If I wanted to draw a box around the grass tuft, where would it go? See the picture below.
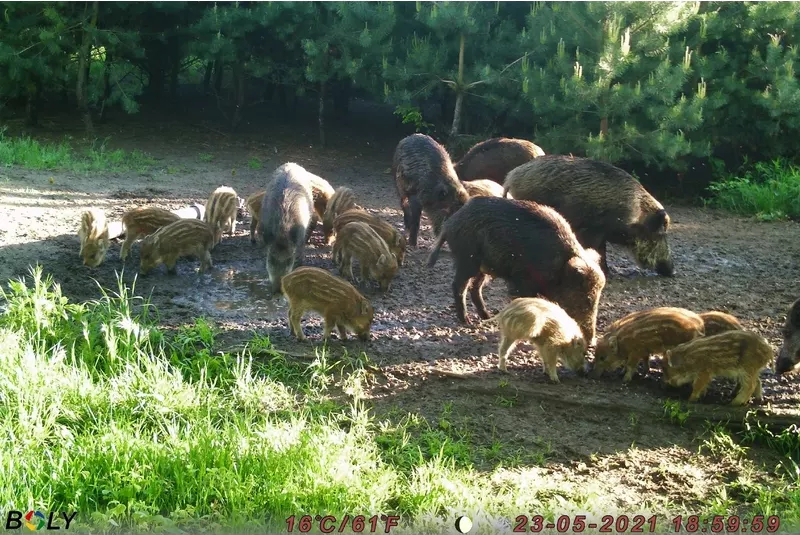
[0,130,155,173]
[707,158,800,220]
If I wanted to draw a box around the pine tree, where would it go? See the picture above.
[302,2,395,147]
[383,1,520,145]
[520,2,707,169]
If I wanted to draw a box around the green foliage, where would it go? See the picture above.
[707,158,800,220]
[662,399,690,426]
[393,104,433,134]
[0,130,155,172]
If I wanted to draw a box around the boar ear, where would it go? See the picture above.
[608,335,618,352]
[360,300,370,315]
[377,253,387,267]
[664,350,673,366]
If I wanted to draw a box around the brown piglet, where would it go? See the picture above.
[139,219,215,275]
[593,307,705,382]
[204,185,239,245]
[484,297,587,383]
[332,221,399,292]
[120,207,181,262]
[281,266,374,342]
[663,330,773,406]
[333,209,407,266]
[78,209,110,267]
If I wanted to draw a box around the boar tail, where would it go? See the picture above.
[502,184,511,198]
[426,231,447,268]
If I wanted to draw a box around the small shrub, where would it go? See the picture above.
[707,158,800,220]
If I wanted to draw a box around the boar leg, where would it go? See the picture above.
[120,233,136,262]
[497,336,517,372]
[731,374,758,406]
[250,218,258,243]
[452,266,477,324]
[229,218,236,236]
[539,346,560,383]
[322,315,337,341]
[623,354,645,382]
[402,195,422,248]
[337,324,348,341]
[288,306,306,341]
[753,377,764,401]
[165,255,178,275]
[468,273,491,320]
[688,371,712,402]
[199,249,213,273]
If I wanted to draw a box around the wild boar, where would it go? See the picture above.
[504,155,674,276]
[139,219,215,275]
[332,221,399,292]
[454,137,545,183]
[392,134,469,247]
[204,185,239,245]
[593,307,705,382]
[120,206,181,262]
[333,209,407,266]
[663,330,773,406]
[258,163,315,293]
[484,297,587,383]
[322,187,359,244]
[777,298,800,375]
[246,190,266,243]
[427,196,606,345]
[77,208,110,267]
[281,266,374,342]
[699,311,744,336]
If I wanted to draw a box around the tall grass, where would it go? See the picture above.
[707,158,800,220]
[0,129,155,173]
[1,266,798,533]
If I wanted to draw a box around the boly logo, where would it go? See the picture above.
[4,510,77,531]
[24,511,46,531]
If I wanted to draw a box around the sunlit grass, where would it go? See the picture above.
[0,266,797,533]
[0,130,155,173]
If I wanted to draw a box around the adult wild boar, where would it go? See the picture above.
[392,134,469,247]
[427,196,606,345]
[454,137,545,184]
[504,155,675,276]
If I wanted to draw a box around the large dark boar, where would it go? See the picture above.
[454,137,545,184]
[427,196,606,344]
[503,155,674,277]
[777,298,800,375]
[259,163,315,294]
[392,134,469,247]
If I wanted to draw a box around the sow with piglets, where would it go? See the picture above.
[427,196,606,345]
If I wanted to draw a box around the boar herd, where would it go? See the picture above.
[75,134,799,406]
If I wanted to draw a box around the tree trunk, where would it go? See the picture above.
[169,48,180,102]
[600,116,609,137]
[449,33,466,139]
[213,56,224,95]
[203,61,213,96]
[231,60,245,130]
[76,0,98,136]
[25,80,40,127]
[318,80,326,148]
[99,50,113,122]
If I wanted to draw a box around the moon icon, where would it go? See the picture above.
[455,516,473,534]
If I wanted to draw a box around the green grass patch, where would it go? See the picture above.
[1,266,798,533]
[0,130,155,173]
[248,157,263,170]
[707,158,800,220]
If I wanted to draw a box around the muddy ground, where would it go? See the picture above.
[0,113,798,515]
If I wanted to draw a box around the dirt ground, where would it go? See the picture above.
[1,114,798,515]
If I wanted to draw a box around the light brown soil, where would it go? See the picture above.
[0,114,798,515]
